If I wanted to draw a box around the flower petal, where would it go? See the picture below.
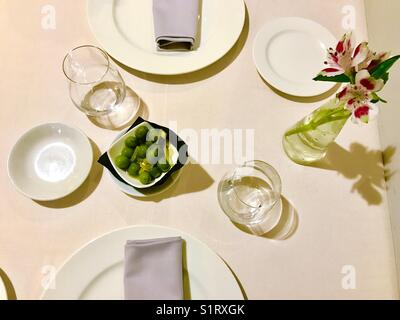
[352,103,379,124]
[352,42,371,68]
[319,68,344,77]
[355,69,371,85]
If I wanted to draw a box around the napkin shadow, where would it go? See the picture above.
[88,86,146,131]
[0,268,17,300]
[260,74,341,104]
[182,240,191,300]
[308,143,396,206]
[112,5,250,84]
[192,0,203,50]
[129,162,214,202]
[35,139,103,209]
[232,196,299,240]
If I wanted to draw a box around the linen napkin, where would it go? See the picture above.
[124,237,184,300]
[153,0,200,51]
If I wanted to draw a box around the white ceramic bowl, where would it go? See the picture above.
[8,123,93,201]
[107,122,178,189]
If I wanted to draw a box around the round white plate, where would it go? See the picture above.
[253,17,337,97]
[8,123,93,201]
[41,225,244,300]
[87,0,246,75]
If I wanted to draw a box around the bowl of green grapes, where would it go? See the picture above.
[107,122,178,188]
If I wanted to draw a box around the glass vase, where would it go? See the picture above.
[282,98,351,165]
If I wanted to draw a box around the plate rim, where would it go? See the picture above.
[7,122,93,201]
[252,16,337,97]
[40,224,244,300]
[87,0,246,75]
[0,277,7,300]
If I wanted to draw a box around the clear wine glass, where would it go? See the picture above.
[218,160,282,225]
[62,45,126,117]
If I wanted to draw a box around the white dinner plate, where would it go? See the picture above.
[7,123,93,201]
[253,17,337,97]
[87,0,246,75]
[41,225,244,300]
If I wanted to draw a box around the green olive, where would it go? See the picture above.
[138,171,152,185]
[125,136,138,148]
[157,161,171,172]
[127,163,140,176]
[136,145,148,158]
[121,146,134,158]
[115,155,130,170]
[135,125,149,140]
[150,167,162,179]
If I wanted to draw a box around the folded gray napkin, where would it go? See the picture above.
[153,0,200,51]
[124,237,183,300]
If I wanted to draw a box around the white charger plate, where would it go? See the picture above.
[87,0,246,75]
[41,225,244,300]
[253,17,337,97]
[7,123,93,201]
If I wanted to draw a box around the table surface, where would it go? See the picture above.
[0,0,398,299]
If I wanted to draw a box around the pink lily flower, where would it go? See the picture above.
[337,70,384,109]
[352,42,390,71]
[320,32,353,77]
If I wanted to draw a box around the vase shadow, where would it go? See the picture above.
[310,143,396,206]
[232,196,299,240]
[112,6,249,84]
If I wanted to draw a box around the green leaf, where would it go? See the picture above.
[371,92,387,104]
[371,55,400,80]
[313,74,351,83]
[381,72,390,84]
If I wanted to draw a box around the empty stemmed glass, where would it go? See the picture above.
[62,45,126,117]
[218,160,282,226]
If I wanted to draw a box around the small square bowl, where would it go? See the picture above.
[107,122,179,189]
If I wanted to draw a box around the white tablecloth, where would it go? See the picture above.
[0,0,397,299]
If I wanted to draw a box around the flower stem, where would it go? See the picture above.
[285,107,351,137]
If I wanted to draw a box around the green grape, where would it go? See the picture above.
[125,136,138,148]
[127,163,140,176]
[121,146,134,158]
[135,125,149,140]
[130,147,139,162]
[136,145,148,158]
[115,155,130,170]
[157,161,171,172]
[150,167,162,179]
[138,171,152,185]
